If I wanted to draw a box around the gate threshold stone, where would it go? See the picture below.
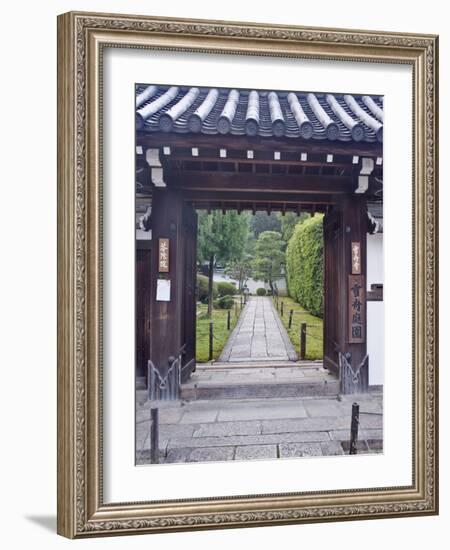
[180,368,339,400]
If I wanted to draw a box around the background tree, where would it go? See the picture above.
[250,211,281,237]
[251,230,285,294]
[279,212,308,243]
[225,253,253,292]
[197,211,249,315]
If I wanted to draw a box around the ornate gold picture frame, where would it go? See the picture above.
[57,11,438,538]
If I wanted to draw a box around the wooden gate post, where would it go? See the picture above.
[149,189,192,381]
[323,196,369,393]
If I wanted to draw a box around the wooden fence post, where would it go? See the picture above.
[209,321,214,361]
[227,310,231,330]
[281,301,284,317]
[288,309,293,329]
[300,322,307,360]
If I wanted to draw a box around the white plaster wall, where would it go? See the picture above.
[367,233,384,386]
[367,232,384,287]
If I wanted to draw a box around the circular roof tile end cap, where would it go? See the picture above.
[159,113,174,133]
[299,121,314,140]
[245,118,259,137]
[272,120,286,138]
[326,122,339,141]
[136,113,145,131]
[351,123,365,142]
[376,127,383,143]
[217,116,231,135]
[188,114,203,133]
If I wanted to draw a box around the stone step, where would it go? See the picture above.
[180,378,340,400]
[199,361,322,370]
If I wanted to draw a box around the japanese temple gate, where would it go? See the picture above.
[135,85,383,394]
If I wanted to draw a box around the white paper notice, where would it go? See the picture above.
[156,279,171,301]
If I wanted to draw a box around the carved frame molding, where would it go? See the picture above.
[57,11,438,538]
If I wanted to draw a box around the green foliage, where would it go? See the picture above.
[279,212,308,243]
[197,274,217,302]
[286,215,324,318]
[197,210,249,315]
[197,210,249,266]
[276,296,323,360]
[251,231,285,291]
[256,287,267,296]
[250,212,281,237]
[224,254,252,292]
[217,281,236,297]
[196,304,238,362]
[215,295,235,309]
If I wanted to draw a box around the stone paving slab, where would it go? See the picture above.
[304,401,343,417]
[193,420,262,437]
[166,446,235,463]
[234,445,278,460]
[166,431,331,450]
[329,429,383,441]
[320,441,345,456]
[261,416,350,434]
[279,443,323,458]
[218,402,307,421]
[179,409,219,424]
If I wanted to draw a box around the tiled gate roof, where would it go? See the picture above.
[136,85,383,143]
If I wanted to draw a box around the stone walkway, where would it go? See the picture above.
[136,391,383,465]
[219,296,297,362]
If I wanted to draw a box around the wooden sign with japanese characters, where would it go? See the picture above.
[348,274,365,343]
[158,238,170,273]
[351,241,361,274]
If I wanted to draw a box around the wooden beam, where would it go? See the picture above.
[193,202,328,213]
[165,154,357,169]
[184,190,337,205]
[137,131,383,157]
[167,171,354,194]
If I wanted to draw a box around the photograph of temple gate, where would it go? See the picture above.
[135,84,384,465]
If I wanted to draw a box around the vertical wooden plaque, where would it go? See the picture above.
[158,238,169,273]
[348,274,365,343]
[351,241,361,274]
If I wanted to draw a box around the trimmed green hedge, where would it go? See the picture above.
[256,288,267,296]
[286,215,324,318]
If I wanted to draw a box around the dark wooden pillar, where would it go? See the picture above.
[135,244,151,385]
[149,188,185,377]
[181,203,197,382]
[323,195,369,393]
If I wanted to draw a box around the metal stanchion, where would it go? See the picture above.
[349,402,360,455]
[150,408,159,464]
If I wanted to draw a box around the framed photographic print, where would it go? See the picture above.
[57,11,439,538]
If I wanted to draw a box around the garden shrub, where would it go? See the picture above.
[217,281,236,297]
[215,295,235,309]
[196,274,218,302]
[256,287,267,296]
[286,215,324,318]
